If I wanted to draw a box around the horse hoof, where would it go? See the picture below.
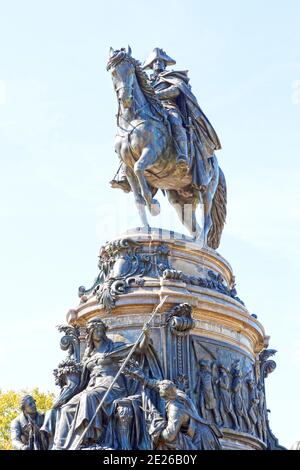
[149,199,160,216]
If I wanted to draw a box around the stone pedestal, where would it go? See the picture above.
[64,227,283,450]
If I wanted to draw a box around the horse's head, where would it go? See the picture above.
[107,46,135,109]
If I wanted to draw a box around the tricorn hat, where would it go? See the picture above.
[142,48,176,70]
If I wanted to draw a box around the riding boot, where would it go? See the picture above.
[173,125,189,173]
[110,164,131,193]
[110,177,131,193]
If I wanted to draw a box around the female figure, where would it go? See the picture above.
[53,317,159,449]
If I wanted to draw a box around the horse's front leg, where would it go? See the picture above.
[134,147,160,216]
[123,164,149,227]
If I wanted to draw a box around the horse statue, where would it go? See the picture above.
[107,47,227,249]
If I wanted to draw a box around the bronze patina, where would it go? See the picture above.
[108,47,226,248]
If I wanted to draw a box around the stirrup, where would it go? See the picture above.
[109,179,131,193]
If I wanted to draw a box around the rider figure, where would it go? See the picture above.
[143,48,189,172]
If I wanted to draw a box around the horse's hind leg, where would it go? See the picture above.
[167,190,201,240]
[123,164,149,227]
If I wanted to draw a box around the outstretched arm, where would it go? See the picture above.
[155,85,180,100]
[122,364,159,390]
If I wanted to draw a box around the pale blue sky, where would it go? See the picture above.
[0,0,299,448]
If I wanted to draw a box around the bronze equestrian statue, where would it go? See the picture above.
[107,47,227,249]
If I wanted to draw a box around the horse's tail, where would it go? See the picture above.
[207,167,227,250]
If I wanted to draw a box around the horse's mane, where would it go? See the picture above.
[107,49,165,116]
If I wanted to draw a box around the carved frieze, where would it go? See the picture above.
[191,337,274,445]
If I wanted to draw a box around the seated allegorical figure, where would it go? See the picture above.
[51,317,162,450]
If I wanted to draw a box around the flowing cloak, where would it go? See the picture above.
[153,70,221,189]
[52,338,162,449]
[148,389,222,450]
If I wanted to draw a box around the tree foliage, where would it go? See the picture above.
[0,388,55,450]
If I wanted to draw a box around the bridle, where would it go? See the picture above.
[108,51,164,132]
